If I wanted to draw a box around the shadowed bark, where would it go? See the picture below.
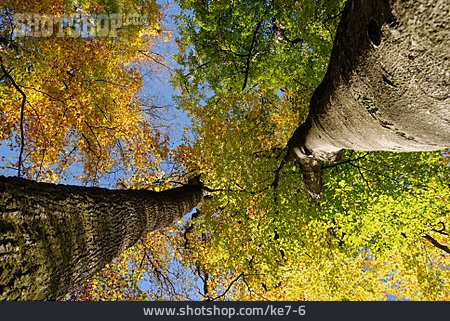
[0,176,203,300]
[288,0,450,196]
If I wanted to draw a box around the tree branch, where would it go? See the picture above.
[322,152,369,170]
[138,50,173,72]
[242,21,262,91]
[431,222,448,236]
[210,272,244,301]
[1,63,26,177]
[422,234,450,254]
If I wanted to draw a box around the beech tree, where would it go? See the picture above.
[0,176,202,300]
[166,0,449,300]
[1,0,449,300]
[0,0,203,300]
[69,0,449,301]
[175,0,449,196]
[287,0,450,196]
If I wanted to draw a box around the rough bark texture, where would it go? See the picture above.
[288,0,449,196]
[0,176,203,300]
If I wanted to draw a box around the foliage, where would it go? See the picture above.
[174,0,344,95]
[0,0,167,185]
[0,0,185,299]
[167,0,450,300]
[178,149,449,300]
[1,0,448,301]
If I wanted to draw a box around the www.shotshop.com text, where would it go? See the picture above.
[143,304,306,318]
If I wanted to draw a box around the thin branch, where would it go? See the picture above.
[422,234,450,254]
[0,66,14,81]
[141,243,182,299]
[147,254,180,298]
[84,120,103,153]
[1,63,26,177]
[19,84,66,102]
[349,162,401,184]
[271,156,286,190]
[195,264,210,299]
[35,148,46,181]
[355,163,369,188]
[241,276,254,300]
[184,61,210,77]
[322,152,370,170]
[138,50,174,73]
[210,272,244,301]
[80,132,100,158]
[242,21,262,91]
[272,17,303,46]
[431,222,449,236]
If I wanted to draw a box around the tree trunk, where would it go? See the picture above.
[288,0,449,196]
[0,176,203,300]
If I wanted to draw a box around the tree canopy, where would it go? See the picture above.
[161,0,450,300]
[0,0,167,185]
[0,0,449,300]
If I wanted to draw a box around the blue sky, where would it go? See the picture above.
[141,0,193,147]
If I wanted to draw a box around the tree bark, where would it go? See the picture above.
[288,0,449,196]
[0,176,203,300]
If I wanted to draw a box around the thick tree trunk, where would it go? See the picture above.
[288,0,449,196]
[0,176,202,300]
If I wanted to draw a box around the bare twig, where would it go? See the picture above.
[138,50,174,73]
[184,61,210,77]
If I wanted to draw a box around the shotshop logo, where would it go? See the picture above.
[12,13,149,38]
